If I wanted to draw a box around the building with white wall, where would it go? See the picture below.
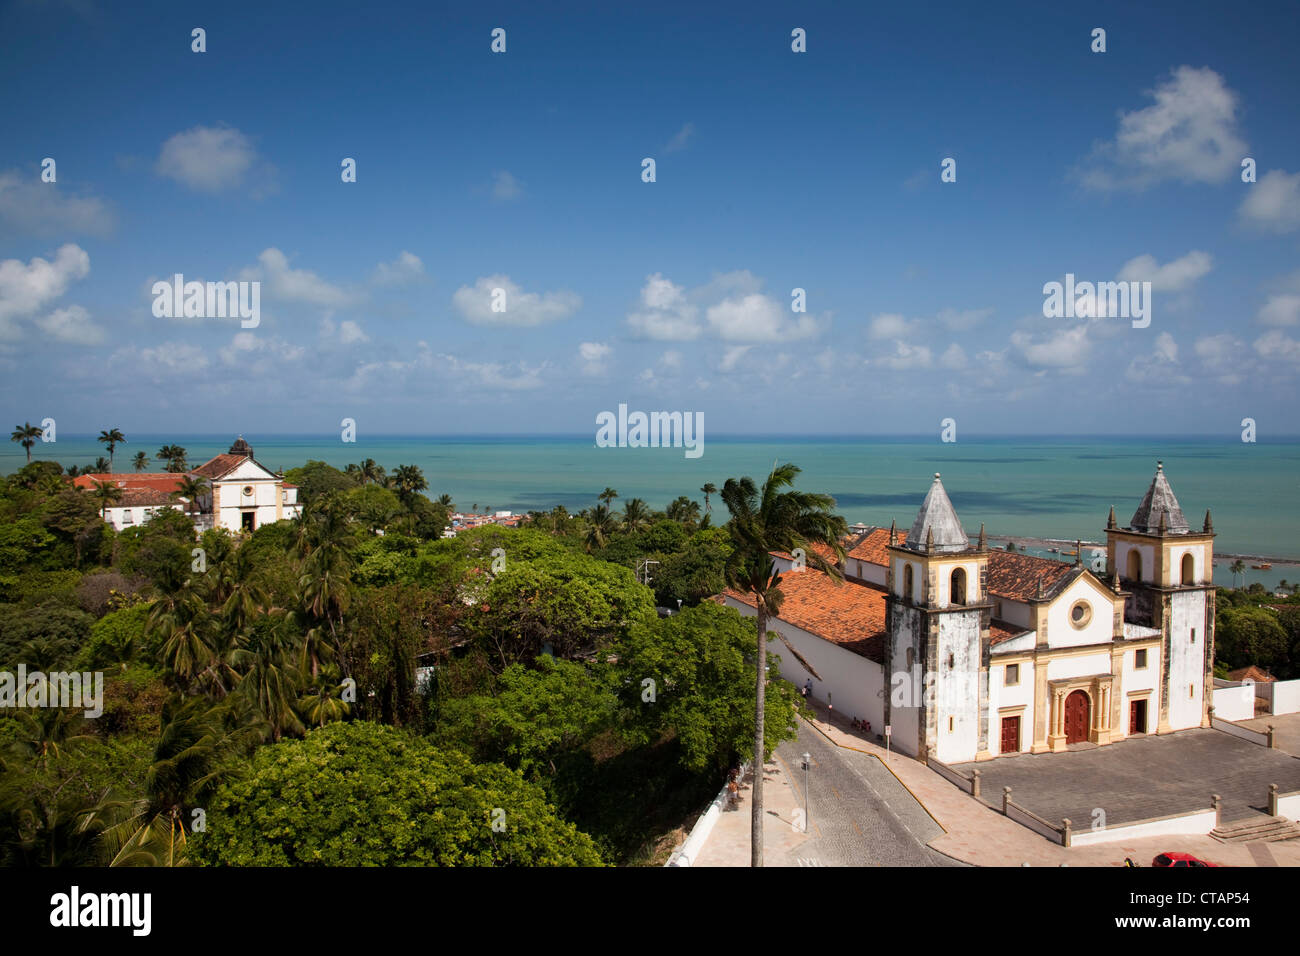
[723,463,1216,765]
[74,436,301,534]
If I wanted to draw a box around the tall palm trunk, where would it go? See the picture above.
[752,603,766,867]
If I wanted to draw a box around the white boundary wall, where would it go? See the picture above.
[1069,809,1218,846]
[1212,681,1256,721]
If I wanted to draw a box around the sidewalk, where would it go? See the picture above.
[797,697,1300,867]
[691,751,818,866]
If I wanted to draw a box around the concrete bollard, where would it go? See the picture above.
[1211,793,1222,828]
[1268,725,1276,749]
[971,769,981,799]
[1003,786,1012,814]
[1062,818,1072,848]
[1269,783,1279,817]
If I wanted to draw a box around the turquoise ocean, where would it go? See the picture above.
[7,434,1299,586]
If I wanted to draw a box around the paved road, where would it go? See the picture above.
[774,720,965,867]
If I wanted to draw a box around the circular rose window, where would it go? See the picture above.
[1070,600,1092,629]
[242,485,254,496]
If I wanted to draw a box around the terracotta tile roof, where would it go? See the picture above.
[771,541,839,565]
[724,571,888,663]
[990,620,1032,646]
[986,550,1076,601]
[191,453,247,479]
[846,527,891,566]
[72,473,186,493]
[1226,665,1276,683]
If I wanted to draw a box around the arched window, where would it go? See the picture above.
[951,567,967,606]
[1180,553,1195,586]
[1126,549,1141,582]
[903,563,914,601]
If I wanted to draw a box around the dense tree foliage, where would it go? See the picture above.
[190,722,603,866]
[0,453,804,866]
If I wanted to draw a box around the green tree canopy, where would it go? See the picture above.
[189,721,604,866]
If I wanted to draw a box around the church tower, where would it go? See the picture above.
[1105,462,1215,733]
[884,474,992,763]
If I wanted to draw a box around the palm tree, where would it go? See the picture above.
[100,696,263,865]
[622,497,651,533]
[599,487,619,508]
[90,479,123,519]
[10,422,41,463]
[666,495,701,526]
[721,463,846,868]
[1229,559,1246,588]
[701,482,718,515]
[436,493,454,510]
[97,428,126,471]
[131,451,150,471]
[92,456,111,473]
[360,458,386,487]
[157,445,189,473]
[172,476,210,516]
[584,504,618,552]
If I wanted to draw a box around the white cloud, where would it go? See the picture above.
[628,272,820,343]
[0,170,113,237]
[1117,250,1212,292]
[1259,293,1300,327]
[578,341,611,376]
[1011,325,1091,372]
[319,317,370,344]
[1253,329,1300,363]
[660,350,683,370]
[1239,169,1300,233]
[627,273,702,340]
[665,122,695,153]
[437,352,546,389]
[373,251,425,285]
[220,331,306,366]
[241,248,353,307]
[1076,67,1246,190]
[155,126,259,192]
[939,343,968,369]
[719,345,751,371]
[491,171,523,201]
[874,340,933,370]
[0,243,90,325]
[37,304,104,345]
[706,293,819,342]
[1126,332,1189,384]
[110,341,210,378]
[1194,334,1246,384]
[452,274,581,327]
[867,313,916,340]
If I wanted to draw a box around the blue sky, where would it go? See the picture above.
[2,0,1299,438]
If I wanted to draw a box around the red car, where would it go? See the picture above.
[1151,852,1218,867]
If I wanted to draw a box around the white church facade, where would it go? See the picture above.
[74,437,301,534]
[722,463,1216,765]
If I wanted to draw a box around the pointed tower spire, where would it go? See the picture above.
[1036,574,1045,599]
[1107,505,1116,530]
[906,473,968,552]
[1203,509,1213,533]
[977,523,987,551]
[1130,460,1188,534]
[1075,539,1082,566]
[889,518,897,546]
[1111,567,1120,591]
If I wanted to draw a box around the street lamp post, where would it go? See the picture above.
[801,751,811,833]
